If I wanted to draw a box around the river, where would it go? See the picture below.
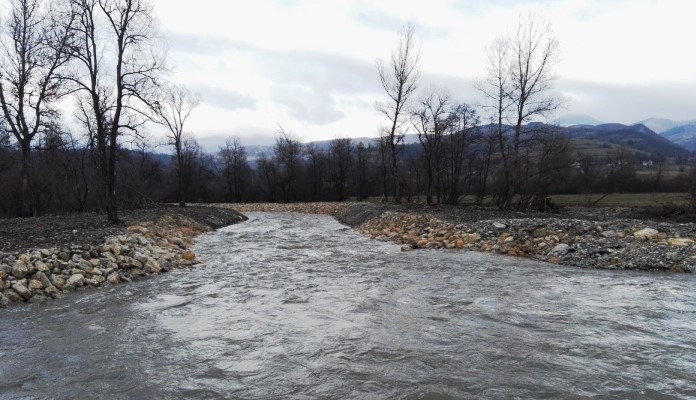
[1,212,695,399]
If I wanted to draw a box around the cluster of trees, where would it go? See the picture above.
[0,0,201,222]
[1,4,694,221]
[373,14,570,209]
[0,110,694,218]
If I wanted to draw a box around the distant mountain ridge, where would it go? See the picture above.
[638,118,696,134]
[565,123,690,158]
[660,123,696,151]
[555,114,604,127]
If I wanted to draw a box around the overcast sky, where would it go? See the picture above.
[150,0,696,146]
[47,0,696,146]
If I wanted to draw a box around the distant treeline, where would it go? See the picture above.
[0,124,694,218]
[1,1,694,220]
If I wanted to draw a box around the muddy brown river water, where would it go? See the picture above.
[1,212,695,399]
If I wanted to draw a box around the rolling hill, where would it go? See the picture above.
[638,118,696,134]
[565,123,690,158]
[555,114,604,127]
[660,123,696,151]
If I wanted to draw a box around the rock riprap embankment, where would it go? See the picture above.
[0,213,242,308]
[221,203,696,273]
[360,211,696,272]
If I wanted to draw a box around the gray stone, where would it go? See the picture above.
[601,230,616,238]
[0,264,12,274]
[11,262,28,279]
[40,249,52,257]
[36,272,52,288]
[107,273,121,285]
[44,285,61,299]
[35,261,50,273]
[50,275,65,289]
[85,278,100,287]
[28,279,44,290]
[0,292,9,307]
[145,258,161,274]
[3,289,21,302]
[634,228,659,241]
[66,274,85,288]
[493,222,507,230]
[549,244,571,257]
[12,282,32,300]
[77,259,93,273]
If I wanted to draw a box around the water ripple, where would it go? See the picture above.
[1,212,695,399]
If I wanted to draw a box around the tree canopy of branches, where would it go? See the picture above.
[69,0,166,223]
[0,0,75,216]
[376,22,419,204]
[151,83,200,205]
[273,126,302,203]
[477,12,562,209]
[411,88,451,205]
[219,137,248,203]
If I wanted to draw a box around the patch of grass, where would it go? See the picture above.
[551,193,689,207]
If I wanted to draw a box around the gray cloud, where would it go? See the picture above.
[350,4,452,38]
[557,80,696,124]
[166,32,237,56]
[195,127,277,152]
[169,33,383,125]
[272,83,345,125]
[193,84,257,111]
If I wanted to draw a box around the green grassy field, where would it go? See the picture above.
[366,193,691,208]
[551,193,689,207]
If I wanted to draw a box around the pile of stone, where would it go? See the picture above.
[0,214,213,308]
[223,202,353,216]
[359,211,696,272]
[215,202,696,272]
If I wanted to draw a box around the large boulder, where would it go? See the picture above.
[50,275,65,290]
[11,262,28,279]
[0,292,9,307]
[66,274,85,288]
[549,244,571,257]
[12,282,32,301]
[634,228,659,241]
[667,238,694,247]
[77,259,94,273]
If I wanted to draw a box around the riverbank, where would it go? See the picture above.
[0,207,247,307]
[223,202,696,273]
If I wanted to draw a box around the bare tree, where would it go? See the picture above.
[273,125,302,203]
[256,151,277,202]
[151,83,200,205]
[445,103,479,204]
[0,0,75,216]
[304,141,325,201]
[328,137,353,201]
[506,11,562,208]
[475,37,513,207]
[354,141,370,200]
[376,22,419,204]
[69,0,166,223]
[218,137,248,203]
[411,89,451,205]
